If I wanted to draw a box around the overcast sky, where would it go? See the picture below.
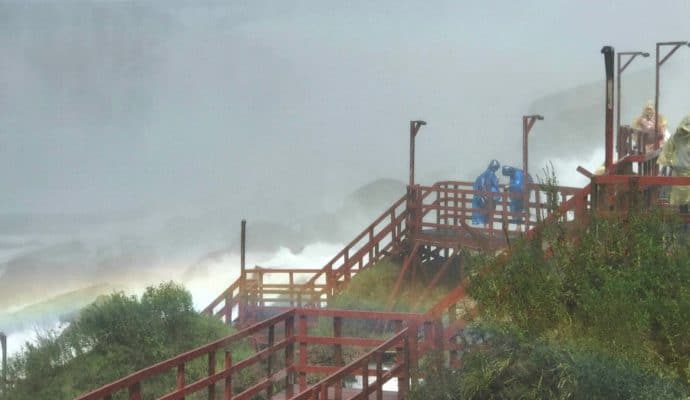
[2,0,689,220]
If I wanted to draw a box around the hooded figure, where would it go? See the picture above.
[472,160,501,226]
[658,115,690,207]
[502,165,533,223]
[633,101,668,152]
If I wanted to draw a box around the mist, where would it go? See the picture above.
[1,0,690,354]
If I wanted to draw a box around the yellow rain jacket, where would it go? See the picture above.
[658,115,690,205]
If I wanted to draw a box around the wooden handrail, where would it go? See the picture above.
[75,310,295,400]
[288,328,411,400]
[75,308,436,400]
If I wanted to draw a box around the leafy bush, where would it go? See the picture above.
[465,208,690,390]
[409,324,688,400]
[3,282,241,400]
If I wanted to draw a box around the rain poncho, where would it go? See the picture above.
[501,166,534,223]
[658,115,690,205]
[472,167,500,225]
[633,102,668,152]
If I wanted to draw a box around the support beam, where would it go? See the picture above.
[387,242,421,310]
[413,245,461,312]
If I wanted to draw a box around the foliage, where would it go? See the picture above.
[2,282,242,400]
[330,257,461,314]
[536,161,561,217]
[407,178,690,398]
[469,209,690,380]
[453,206,690,397]
[409,324,687,400]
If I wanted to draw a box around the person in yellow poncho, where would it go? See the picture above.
[658,115,690,209]
[633,101,669,152]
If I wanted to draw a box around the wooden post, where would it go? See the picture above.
[285,316,295,398]
[224,294,232,325]
[266,325,275,399]
[208,351,216,400]
[128,382,142,400]
[408,321,418,389]
[434,319,445,372]
[225,351,233,400]
[177,363,185,399]
[448,304,459,368]
[298,315,308,390]
[334,317,343,400]
[375,351,383,400]
[397,330,410,399]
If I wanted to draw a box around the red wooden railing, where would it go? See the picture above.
[75,310,295,400]
[299,194,410,303]
[419,181,586,237]
[290,328,412,400]
[202,182,591,325]
[202,194,409,323]
[83,172,690,400]
[591,175,690,221]
[74,308,440,400]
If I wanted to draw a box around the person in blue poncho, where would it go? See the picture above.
[501,165,533,223]
[472,160,501,226]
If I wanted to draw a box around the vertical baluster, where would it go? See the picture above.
[128,382,142,400]
[225,351,233,400]
[299,314,308,390]
[208,351,216,400]
[285,315,295,398]
[448,304,459,368]
[266,325,275,399]
[224,294,232,325]
[375,351,383,400]
[177,363,185,400]
[397,330,410,400]
[334,317,343,400]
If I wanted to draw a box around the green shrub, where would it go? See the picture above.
[409,325,687,400]
[467,208,690,388]
[3,282,244,400]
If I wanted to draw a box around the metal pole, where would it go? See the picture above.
[617,51,622,154]
[407,120,426,240]
[240,219,246,276]
[409,121,415,187]
[239,219,246,322]
[655,42,661,150]
[616,51,649,157]
[522,117,528,181]
[522,115,543,228]
[602,46,615,171]
[0,332,6,387]
[655,41,689,151]
[408,120,426,188]
[522,115,544,181]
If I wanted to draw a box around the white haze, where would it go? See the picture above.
[1,0,690,360]
[4,242,343,357]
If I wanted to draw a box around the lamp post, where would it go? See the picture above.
[655,41,689,150]
[1,331,6,387]
[408,120,426,239]
[409,120,427,187]
[239,220,246,323]
[617,51,649,156]
[522,115,543,228]
[522,115,544,181]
